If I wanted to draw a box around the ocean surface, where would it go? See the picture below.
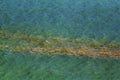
[0,0,120,80]
[0,0,120,42]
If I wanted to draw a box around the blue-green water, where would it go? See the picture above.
[0,52,120,80]
[0,0,120,42]
[0,0,120,80]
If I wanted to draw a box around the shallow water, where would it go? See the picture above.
[0,52,120,80]
[0,0,120,42]
[0,0,120,80]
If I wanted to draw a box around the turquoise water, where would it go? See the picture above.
[0,0,120,80]
[0,0,120,42]
[0,52,120,80]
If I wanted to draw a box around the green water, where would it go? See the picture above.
[0,0,120,80]
[0,52,120,80]
[0,0,120,43]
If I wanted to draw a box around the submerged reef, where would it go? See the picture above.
[0,30,120,58]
